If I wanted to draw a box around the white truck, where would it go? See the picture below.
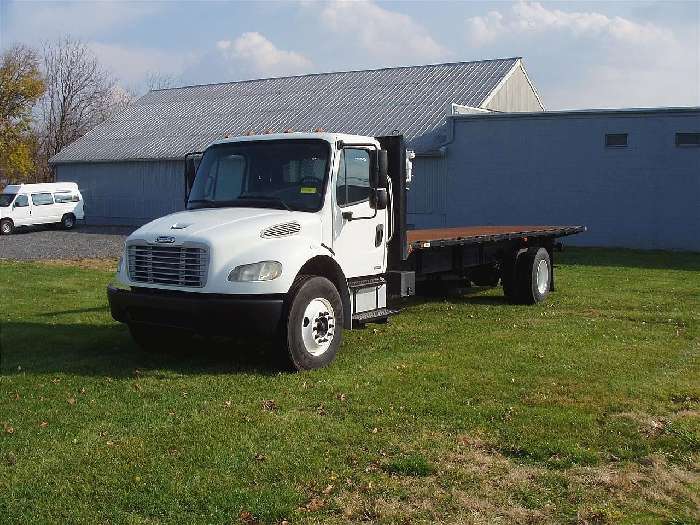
[108,133,583,369]
[0,182,84,234]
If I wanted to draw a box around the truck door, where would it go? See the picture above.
[332,147,387,278]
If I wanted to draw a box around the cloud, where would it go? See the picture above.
[464,1,699,109]
[465,1,674,47]
[316,0,448,64]
[215,32,314,78]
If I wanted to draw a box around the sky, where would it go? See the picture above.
[1,0,698,110]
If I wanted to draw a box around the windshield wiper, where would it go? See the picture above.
[238,194,291,211]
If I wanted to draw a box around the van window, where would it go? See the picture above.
[336,148,371,207]
[14,194,29,207]
[0,193,16,207]
[31,193,54,206]
[54,191,77,203]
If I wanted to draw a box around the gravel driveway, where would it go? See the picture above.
[0,225,134,260]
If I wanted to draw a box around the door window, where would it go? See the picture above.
[336,149,371,207]
[31,193,54,205]
[14,195,29,207]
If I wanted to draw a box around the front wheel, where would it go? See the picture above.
[282,275,344,370]
[0,219,14,235]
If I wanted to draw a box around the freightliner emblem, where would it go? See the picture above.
[155,236,176,244]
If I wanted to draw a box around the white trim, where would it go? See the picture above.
[480,58,545,112]
[450,103,491,115]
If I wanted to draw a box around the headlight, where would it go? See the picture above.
[228,261,282,282]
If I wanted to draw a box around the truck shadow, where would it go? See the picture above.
[0,321,283,378]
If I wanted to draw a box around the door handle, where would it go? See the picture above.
[375,224,384,247]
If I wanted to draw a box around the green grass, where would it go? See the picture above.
[1,248,698,524]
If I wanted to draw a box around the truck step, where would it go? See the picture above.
[352,307,398,326]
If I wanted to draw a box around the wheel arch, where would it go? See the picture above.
[295,255,351,329]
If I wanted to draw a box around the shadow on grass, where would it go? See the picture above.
[0,321,283,377]
[559,247,700,271]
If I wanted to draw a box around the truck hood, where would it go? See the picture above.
[131,207,318,244]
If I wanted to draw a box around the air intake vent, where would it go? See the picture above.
[261,221,301,238]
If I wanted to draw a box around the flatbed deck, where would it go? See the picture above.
[406,225,586,252]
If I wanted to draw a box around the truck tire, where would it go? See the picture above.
[61,213,76,230]
[514,247,551,304]
[282,275,343,370]
[0,219,14,235]
[501,250,522,300]
[128,323,192,352]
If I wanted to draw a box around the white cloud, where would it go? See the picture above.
[465,1,674,47]
[316,0,448,64]
[464,1,699,108]
[215,32,313,78]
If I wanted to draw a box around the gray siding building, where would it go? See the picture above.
[50,57,699,251]
[409,108,700,251]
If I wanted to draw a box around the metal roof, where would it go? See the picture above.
[50,57,521,164]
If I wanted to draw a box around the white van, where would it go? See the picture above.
[0,182,85,234]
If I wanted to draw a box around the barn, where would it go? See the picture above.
[49,57,700,251]
[49,57,543,225]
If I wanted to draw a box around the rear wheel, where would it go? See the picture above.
[282,275,343,370]
[61,213,76,230]
[514,247,551,304]
[128,323,192,352]
[0,219,14,235]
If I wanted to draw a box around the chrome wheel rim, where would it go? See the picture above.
[536,259,550,295]
[1,224,9,233]
[301,297,335,356]
[64,217,74,227]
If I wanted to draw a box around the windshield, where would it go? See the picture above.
[0,193,16,207]
[187,139,331,212]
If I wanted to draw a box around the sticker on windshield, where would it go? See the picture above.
[300,187,317,194]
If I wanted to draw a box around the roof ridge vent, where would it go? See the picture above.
[261,221,301,238]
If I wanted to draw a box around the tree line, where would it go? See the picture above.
[0,36,175,185]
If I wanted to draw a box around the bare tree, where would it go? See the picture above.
[39,36,128,166]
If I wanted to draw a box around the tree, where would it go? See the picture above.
[38,36,131,175]
[0,44,45,183]
[145,71,179,91]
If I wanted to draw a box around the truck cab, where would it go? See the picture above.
[109,133,396,369]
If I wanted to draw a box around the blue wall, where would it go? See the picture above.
[410,110,700,251]
[55,160,185,225]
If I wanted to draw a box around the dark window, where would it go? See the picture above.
[14,194,29,207]
[54,191,77,203]
[336,148,371,207]
[676,132,700,147]
[605,133,628,147]
[0,193,16,207]
[31,193,54,205]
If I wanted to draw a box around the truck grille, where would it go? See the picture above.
[127,244,208,288]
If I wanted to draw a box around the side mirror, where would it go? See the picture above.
[376,149,388,188]
[370,188,388,210]
[184,152,202,203]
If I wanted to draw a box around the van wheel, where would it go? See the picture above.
[282,275,343,370]
[0,219,14,235]
[514,247,551,304]
[128,323,192,352]
[61,213,76,230]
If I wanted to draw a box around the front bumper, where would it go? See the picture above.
[107,285,284,335]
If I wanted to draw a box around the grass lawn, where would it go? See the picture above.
[1,248,698,524]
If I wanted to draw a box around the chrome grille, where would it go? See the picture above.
[127,244,208,288]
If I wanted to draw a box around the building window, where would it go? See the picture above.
[605,133,628,147]
[675,132,700,147]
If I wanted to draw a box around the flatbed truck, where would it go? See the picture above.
[108,133,584,369]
